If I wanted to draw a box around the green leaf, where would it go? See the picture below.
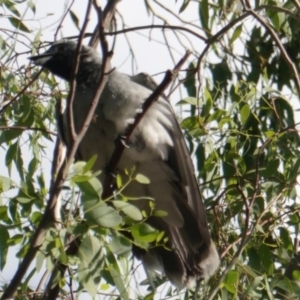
[230,24,243,45]
[265,130,275,138]
[108,236,131,256]
[199,0,210,35]
[1,130,20,147]
[153,210,168,217]
[28,157,39,177]
[69,10,80,30]
[280,227,293,252]
[112,200,143,221]
[179,0,190,13]
[27,0,36,14]
[242,275,264,297]
[176,97,199,106]
[76,177,102,198]
[78,235,103,296]
[16,197,33,204]
[7,234,23,246]
[293,270,300,281]
[36,252,45,272]
[0,227,9,270]
[72,175,92,183]
[8,17,31,33]
[31,211,42,225]
[0,176,14,192]
[203,88,212,117]
[0,207,10,223]
[258,244,273,274]
[135,173,150,184]
[240,104,250,125]
[264,275,275,300]
[4,1,20,17]
[183,62,196,97]
[224,270,239,294]
[275,277,294,294]
[83,154,98,173]
[106,258,130,300]
[131,223,159,243]
[83,199,122,228]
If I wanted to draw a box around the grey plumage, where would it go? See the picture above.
[29,41,219,288]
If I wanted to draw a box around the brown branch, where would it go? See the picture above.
[88,0,103,49]
[104,24,207,42]
[49,101,67,226]
[65,2,93,141]
[53,0,76,41]
[35,270,49,293]
[89,0,121,48]
[102,50,191,199]
[291,0,300,11]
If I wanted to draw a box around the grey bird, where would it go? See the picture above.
[29,41,219,288]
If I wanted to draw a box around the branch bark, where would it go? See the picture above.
[102,50,191,199]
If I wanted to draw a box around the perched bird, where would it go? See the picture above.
[29,41,219,288]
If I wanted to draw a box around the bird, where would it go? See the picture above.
[29,40,219,288]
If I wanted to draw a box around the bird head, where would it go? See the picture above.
[29,40,102,82]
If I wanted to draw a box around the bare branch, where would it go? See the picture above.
[291,0,300,11]
[102,50,191,199]
[53,0,76,41]
[89,0,121,47]
[66,1,93,141]
[104,24,207,42]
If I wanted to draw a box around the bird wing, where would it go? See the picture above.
[130,72,212,237]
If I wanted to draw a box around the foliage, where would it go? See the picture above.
[1,0,300,299]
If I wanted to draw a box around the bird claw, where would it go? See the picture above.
[119,135,130,148]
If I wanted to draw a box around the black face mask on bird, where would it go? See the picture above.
[29,41,220,288]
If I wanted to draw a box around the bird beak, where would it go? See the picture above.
[28,53,53,66]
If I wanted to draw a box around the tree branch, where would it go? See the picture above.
[88,0,121,48]
[104,24,207,42]
[102,50,191,199]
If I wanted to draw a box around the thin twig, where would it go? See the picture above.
[66,1,93,141]
[104,24,207,42]
[291,0,300,11]
[53,0,76,41]
[89,0,121,47]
